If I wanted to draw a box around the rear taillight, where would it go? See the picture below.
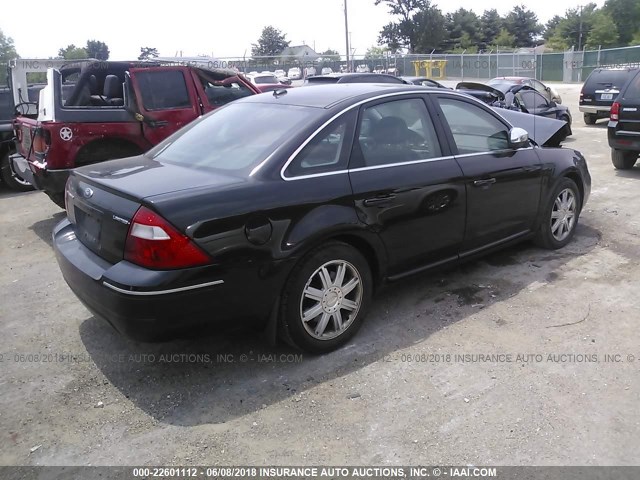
[579,90,584,100]
[124,206,211,270]
[33,128,51,155]
[610,101,620,121]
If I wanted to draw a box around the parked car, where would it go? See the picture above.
[373,65,385,74]
[400,76,449,89]
[488,77,562,104]
[456,82,572,140]
[356,64,370,73]
[11,61,259,207]
[246,72,281,86]
[305,73,407,85]
[287,67,302,80]
[608,68,640,169]
[321,67,334,75]
[304,66,316,77]
[274,69,291,85]
[253,84,294,93]
[580,67,638,124]
[54,84,590,353]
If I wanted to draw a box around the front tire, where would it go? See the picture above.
[611,149,637,170]
[583,113,597,125]
[280,242,373,353]
[0,153,34,192]
[534,178,581,250]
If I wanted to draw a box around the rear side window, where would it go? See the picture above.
[437,97,510,154]
[284,110,356,178]
[136,70,191,110]
[623,72,640,99]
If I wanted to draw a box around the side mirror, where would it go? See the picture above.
[509,127,529,149]
[549,100,557,107]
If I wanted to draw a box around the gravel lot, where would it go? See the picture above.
[1,83,639,467]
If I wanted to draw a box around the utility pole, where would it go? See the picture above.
[578,5,584,51]
[344,0,350,72]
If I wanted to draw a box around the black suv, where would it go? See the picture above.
[608,69,640,169]
[580,67,638,125]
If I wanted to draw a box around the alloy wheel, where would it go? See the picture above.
[299,260,363,340]
[550,188,576,242]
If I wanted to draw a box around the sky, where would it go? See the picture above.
[2,0,606,60]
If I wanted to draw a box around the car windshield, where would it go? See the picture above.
[151,103,319,174]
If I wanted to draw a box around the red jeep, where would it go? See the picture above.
[12,61,260,207]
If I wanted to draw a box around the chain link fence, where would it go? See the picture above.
[1,45,639,89]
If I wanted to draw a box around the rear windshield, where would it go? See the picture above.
[587,69,635,88]
[151,103,319,173]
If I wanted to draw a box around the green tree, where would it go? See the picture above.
[251,26,290,57]
[554,4,597,50]
[632,30,640,45]
[376,0,446,53]
[320,49,341,61]
[445,8,481,50]
[480,9,504,48]
[1,28,18,85]
[364,46,388,59]
[543,15,563,40]
[138,47,159,60]
[57,44,89,59]
[603,0,640,45]
[493,28,516,49]
[504,5,543,47]
[86,40,109,60]
[586,12,619,48]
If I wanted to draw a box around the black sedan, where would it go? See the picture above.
[54,84,591,353]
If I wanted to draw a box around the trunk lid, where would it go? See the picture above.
[68,155,246,263]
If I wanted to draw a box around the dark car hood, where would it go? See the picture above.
[494,108,568,147]
[75,155,246,200]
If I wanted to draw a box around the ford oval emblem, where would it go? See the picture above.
[83,187,94,198]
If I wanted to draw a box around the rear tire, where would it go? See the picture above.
[279,242,373,353]
[583,113,597,125]
[611,149,637,170]
[0,153,34,192]
[534,178,581,250]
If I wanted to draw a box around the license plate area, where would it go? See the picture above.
[600,93,614,100]
[75,208,102,250]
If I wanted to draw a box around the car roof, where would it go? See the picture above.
[238,83,435,109]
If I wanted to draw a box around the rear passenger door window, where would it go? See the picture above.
[354,98,441,168]
[284,110,356,178]
[436,97,510,154]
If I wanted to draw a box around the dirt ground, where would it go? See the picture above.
[1,83,639,467]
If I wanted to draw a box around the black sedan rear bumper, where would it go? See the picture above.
[53,219,280,342]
